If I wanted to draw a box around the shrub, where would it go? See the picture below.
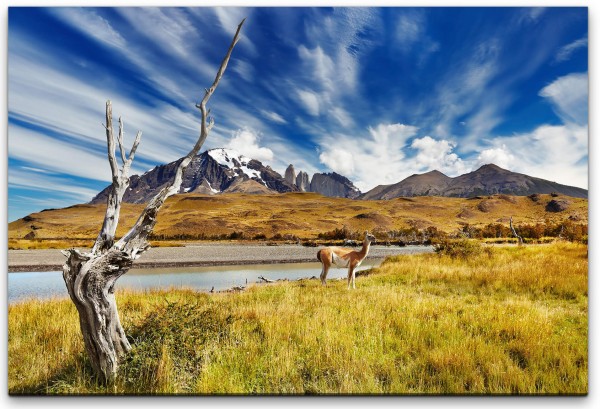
[433,238,482,259]
[228,231,245,240]
[317,226,359,240]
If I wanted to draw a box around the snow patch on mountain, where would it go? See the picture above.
[208,148,265,185]
[204,178,219,194]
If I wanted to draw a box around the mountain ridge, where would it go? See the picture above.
[360,164,587,200]
[90,149,587,204]
[90,148,362,204]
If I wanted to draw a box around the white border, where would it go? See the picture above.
[1,1,595,408]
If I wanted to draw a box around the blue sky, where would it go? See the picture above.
[7,6,588,221]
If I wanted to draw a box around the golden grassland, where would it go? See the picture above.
[8,192,588,249]
[8,242,587,395]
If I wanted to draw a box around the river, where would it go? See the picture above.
[8,259,384,304]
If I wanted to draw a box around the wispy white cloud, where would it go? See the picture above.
[225,128,274,162]
[9,56,198,170]
[295,8,380,129]
[304,8,379,92]
[516,7,546,25]
[316,69,589,192]
[527,7,547,22]
[8,124,114,182]
[8,48,215,171]
[9,195,88,213]
[396,13,422,50]
[51,7,222,103]
[554,36,588,63]
[211,7,257,56]
[117,7,198,58]
[394,10,439,66]
[539,72,588,126]
[7,7,589,221]
[9,167,101,203]
[296,89,320,116]
[260,110,287,124]
[298,45,335,92]
[470,73,588,188]
[330,107,354,128]
[51,8,127,49]
[232,58,254,82]
[427,38,504,150]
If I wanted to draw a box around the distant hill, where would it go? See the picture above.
[361,164,588,200]
[9,192,588,248]
[361,170,451,200]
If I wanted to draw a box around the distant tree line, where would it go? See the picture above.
[147,219,587,245]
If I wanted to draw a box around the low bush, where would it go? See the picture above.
[433,238,482,259]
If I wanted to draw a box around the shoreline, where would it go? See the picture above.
[8,257,320,273]
[8,244,433,273]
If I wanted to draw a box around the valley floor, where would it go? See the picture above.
[7,243,431,272]
[8,242,587,394]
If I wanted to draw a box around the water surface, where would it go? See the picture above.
[8,259,383,304]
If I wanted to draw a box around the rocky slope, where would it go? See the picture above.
[296,171,310,192]
[91,150,586,205]
[361,170,451,200]
[90,148,297,204]
[361,164,588,200]
[90,148,365,204]
[284,164,296,186]
[310,172,361,199]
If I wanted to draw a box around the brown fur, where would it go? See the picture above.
[317,231,376,289]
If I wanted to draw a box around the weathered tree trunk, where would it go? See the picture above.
[62,248,133,381]
[509,216,524,246]
[61,19,245,383]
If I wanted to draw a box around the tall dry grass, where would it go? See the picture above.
[8,242,587,394]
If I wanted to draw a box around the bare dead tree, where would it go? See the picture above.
[509,216,524,246]
[61,19,245,383]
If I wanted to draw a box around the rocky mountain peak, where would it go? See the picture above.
[296,171,310,192]
[284,164,296,185]
[310,172,361,199]
[90,148,298,204]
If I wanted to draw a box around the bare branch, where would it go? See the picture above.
[115,18,246,253]
[105,101,119,181]
[207,117,215,133]
[117,117,127,166]
[510,216,524,246]
[93,104,138,254]
[126,131,142,168]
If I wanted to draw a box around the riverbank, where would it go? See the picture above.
[7,244,433,272]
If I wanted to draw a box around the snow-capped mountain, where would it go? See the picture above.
[90,148,298,204]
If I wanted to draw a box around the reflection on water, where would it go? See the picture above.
[8,259,383,304]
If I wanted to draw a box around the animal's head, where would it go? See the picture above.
[364,231,376,244]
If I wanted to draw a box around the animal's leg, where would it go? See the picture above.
[320,264,329,286]
[351,269,356,289]
[347,266,353,290]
